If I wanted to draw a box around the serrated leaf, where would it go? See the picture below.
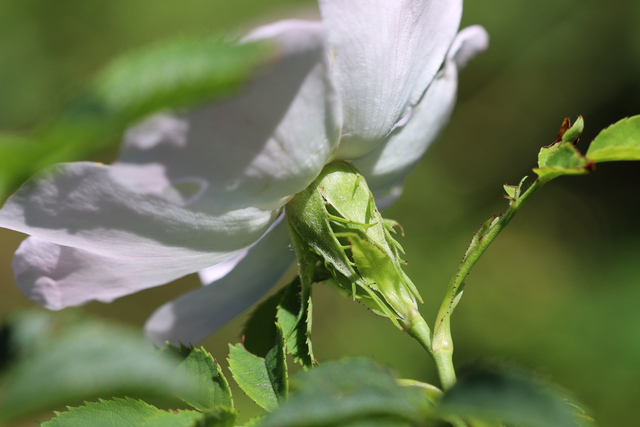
[228,325,287,412]
[241,288,286,358]
[40,397,203,427]
[534,142,593,183]
[158,344,233,411]
[0,37,269,202]
[197,406,238,427]
[276,279,315,369]
[437,366,585,427]
[586,115,640,162]
[242,278,315,369]
[264,325,288,404]
[258,359,430,427]
[0,311,199,424]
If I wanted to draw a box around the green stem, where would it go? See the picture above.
[431,179,545,391]
[402,309,458,392]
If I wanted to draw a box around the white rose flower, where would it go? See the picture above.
[0,0,488,345]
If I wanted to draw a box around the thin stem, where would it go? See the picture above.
[431,179,546,390]
[401,308,458,392]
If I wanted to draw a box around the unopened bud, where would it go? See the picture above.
[286,161,422,330]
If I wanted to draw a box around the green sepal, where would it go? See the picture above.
[156,344,233,411]
[286,171,358,286]
[286,161,422,329]
[339,229,419,330]
[586,115,640,162]
[228,324,287,412]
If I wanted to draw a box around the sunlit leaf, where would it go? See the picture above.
[41,398,204,427]
[228,325,287,412]
[534,141,593,183]
[586,115,640,162]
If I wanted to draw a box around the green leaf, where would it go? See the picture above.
[534,142,593,183]
[503,184,517,200]
[241,288,286,358]
[437,366,584,427]
[533,117,593,183]
[157,344,234,411]
[0,36,270,202]
[276,278,315,369]
[228,325,287,412]
[559,115,584,144]
[242,278,315,369]
[40,397,203,427]
[503,176,528,202]
[91,36,269,123]
[0,311,199,424]
[586,115,640,162]
[258,359,430,427]
[198,406,238,427]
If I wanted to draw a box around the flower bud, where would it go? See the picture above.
[286,161,422,330]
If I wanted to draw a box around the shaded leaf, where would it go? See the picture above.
[586,115,640,162]
[0,37,269,202]
[0,311,198,424]
[197,406,238,427]
[241,288,285,358]
[258,359,430,427]
[158,344,233,411]
[91,37,269,123]
[276,278,315,369]
[242,278,315,369]
[438,365,585,427]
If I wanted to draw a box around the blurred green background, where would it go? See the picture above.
[1,0,640,425]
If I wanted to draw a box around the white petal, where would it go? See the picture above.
[145,218,294,345]
[319,0,462,158]
[0,162,278,309]
[197,214,285,285]
[198,249,249,286]
[354,26,489,207]
[119,20,341,214]
[12,236,261,310]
